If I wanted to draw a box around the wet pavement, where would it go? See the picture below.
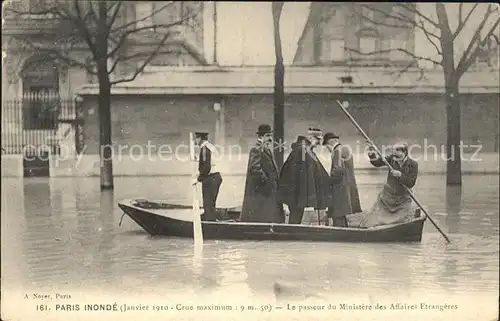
[1,174,498,320]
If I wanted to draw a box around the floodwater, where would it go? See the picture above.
[1,174,499,321]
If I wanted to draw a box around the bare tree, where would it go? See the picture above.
[3,0,203,189]
[349,3,499,186]
[272,1,285,169]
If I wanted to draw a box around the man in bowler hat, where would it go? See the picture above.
[193,132,223,221]
[240,124,285,223]
[323,132,362,226]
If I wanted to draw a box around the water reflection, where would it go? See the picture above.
[95,190,114,286]
[23,179,51,218]
[0,175,498,313]
[445,186,463,234]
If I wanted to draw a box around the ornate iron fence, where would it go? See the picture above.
[1,93,82,155]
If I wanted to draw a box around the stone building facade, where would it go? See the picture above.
[1,1,207,155]
[77,3,499,156]
[1,2,498,177]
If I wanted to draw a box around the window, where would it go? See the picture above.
[135,2,153,28]
[389,5,412,27]
[319,38,345,63]
[152,2,183,26]
[318,12,346,64]
[360,37,377,55]
[361,7,375,28]
[29,0,48,12]
[390,38,407,60]
[329,40,345,61]
[474,39,500,69]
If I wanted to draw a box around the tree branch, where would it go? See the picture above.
[346,47,442,65]
[453,3,479,39]
[6,0,204,87]
[419,18,442,55]
[106,1,123,34]
[359,4,412,27]
[109,2,176,34]
[388,60,416,82]
[110,32,171,85]
[394,3,440,29]
[358,4,440,40]
[108,51,149,75]
[107,5,201,59]
[71,0,98,56]
[11,35,97,75]
[492,34,500,45]
[457,15,500,76]
[456,4,497,74]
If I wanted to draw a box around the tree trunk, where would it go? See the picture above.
[445,79,462,186]
[272,2,285,170]
[96,1,113,190]
[98,71,114,190]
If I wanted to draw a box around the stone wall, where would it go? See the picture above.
[81,93,499,155]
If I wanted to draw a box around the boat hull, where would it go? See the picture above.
[118,199,426,243]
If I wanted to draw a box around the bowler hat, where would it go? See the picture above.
[322,132,340,145]
[256,124,273,135]
[194,132,209,139]
[296,135,308,143]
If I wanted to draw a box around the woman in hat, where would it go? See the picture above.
[240,124,285,223]
[358,142,418,228]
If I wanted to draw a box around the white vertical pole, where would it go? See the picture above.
[189,132,204,251]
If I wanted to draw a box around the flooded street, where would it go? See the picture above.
[1,174,499,320]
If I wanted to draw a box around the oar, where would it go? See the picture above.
[334,100,451,244]
[189,132,204,250]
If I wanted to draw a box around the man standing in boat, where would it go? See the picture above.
[358,142,418,228]
[278,128,331,225]
[239,124,285,223]
[323,132,362,227]
[193,132,223,222]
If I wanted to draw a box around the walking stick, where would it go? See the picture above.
[334,100,451,243]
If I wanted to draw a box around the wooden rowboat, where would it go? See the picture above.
[118,199,427,243]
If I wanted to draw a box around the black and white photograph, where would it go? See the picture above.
[1,1,499,320]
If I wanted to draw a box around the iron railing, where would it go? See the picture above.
[1,93,83,155]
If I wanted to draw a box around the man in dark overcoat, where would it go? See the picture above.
[278,128,331,224]
[323,132,362,227]
[239,124,285,223]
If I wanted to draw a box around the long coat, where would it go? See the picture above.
[278,140,332,210]
[358,154,419,228]
[239,141,285,223]
[328,144,362,218]
[369,154,418,193]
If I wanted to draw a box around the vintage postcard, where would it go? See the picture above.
[1,1,499,320]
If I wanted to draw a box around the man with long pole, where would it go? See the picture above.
[192,132,223,222]
[334,100,450,243]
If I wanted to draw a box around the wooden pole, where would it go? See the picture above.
[189,132,204,250]
[334,100,451,243]
[272,2,285,170]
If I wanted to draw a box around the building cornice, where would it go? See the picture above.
[76,66,500,95]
